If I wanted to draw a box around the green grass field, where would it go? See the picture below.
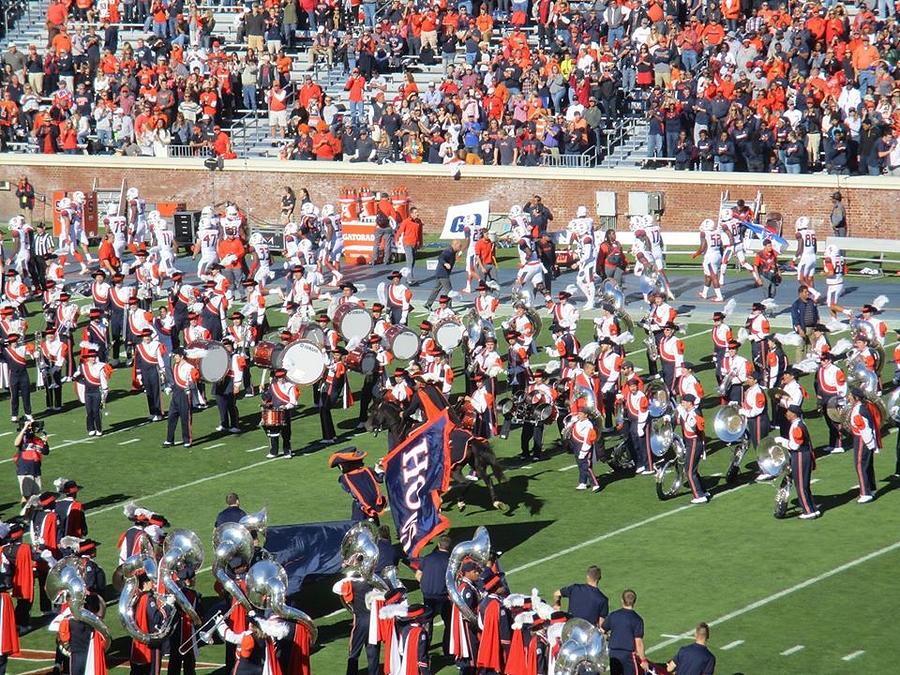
[3,306,899,674]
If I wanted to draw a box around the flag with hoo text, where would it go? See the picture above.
[382,410,453,557]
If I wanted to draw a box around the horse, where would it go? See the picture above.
[366,398,508,511]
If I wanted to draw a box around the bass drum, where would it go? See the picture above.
[333,302,373,341]
[382,325,420,361]
[434,318,464,352]
[295,323,325,347]
[280,339,327,385]
[185,340,229,383]
[345,347,377,375]
[253,340,285,369]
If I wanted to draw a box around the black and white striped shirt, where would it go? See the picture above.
[33,231,55,257]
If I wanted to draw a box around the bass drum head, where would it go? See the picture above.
[384,325,420,361]
[434,320,464,351]
[334,303,373,341]
[296,323,326,347]
[187,340,229,383]
[281,340,327,385]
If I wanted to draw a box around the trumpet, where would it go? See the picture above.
[178,603,240,655]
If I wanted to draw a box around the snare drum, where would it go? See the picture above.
[434,318,464,352]
[345,347,377,375]
[280,339,328,385]
[184,340,229,383]
[295,322,326,347]
[260,407,287,437]
[382,325,420,361]
[333,302,373,341]
[253,340,285,369]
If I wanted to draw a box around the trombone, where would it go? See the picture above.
[178,603,241,655]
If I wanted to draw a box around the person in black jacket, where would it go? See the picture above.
[674,130,693,170]
[827,129,849,175]
[715,130,736,172]
[696,129,714,171]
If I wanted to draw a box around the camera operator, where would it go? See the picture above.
[13,418,49,504]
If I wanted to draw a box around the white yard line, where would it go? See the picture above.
[118,438,141,445]
[781,645,805,656]
[88,457,285,517]
[721,640,744,650]
[0,431,13,437]
[204,442,226,449]
[557,464,578,472]
[647,541,900,654]
[506,484,751,576]
[0,420,152,464]
[246,445,269,452]
[842,651,865,661]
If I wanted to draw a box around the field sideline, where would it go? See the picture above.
[2,299,899,674]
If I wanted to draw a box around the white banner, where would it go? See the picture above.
[439,200,490,240]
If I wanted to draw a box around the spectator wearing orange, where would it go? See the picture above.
[267,81,288,138]
[46,0,67,44]
[344,67,366,126]
[721,0,741,31]
[851,41,880,93]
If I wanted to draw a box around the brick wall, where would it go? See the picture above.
[2,157,898,239]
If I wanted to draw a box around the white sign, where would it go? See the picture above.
[440,200,490,240]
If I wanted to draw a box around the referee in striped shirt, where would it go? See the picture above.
[30,222,55,291]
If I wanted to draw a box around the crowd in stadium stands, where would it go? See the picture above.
[0,0,898,174]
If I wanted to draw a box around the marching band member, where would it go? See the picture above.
[718,207,760,286]
[505,330,530,396]
[53,291,79,378]
[76,349,111,437]
[551,322,580,370]
[0,520,35,627]
[5,333,34,421]
[386,271,413,325]
[13,420,48,503]
[793,217,820,302]
[386,368,414,407]
[164,567,200,675]
[449,560,482,675]
[598,339,623,431]
[644,292,676,378]
[81,308,108,364]
[623,377,653,474]
[547,291,579,332]
[132,250,161,311]
[859,304,888,347]
[284,266,314,319]
[476,572,512,674]
[39,329,68,411]
[740,370,770,452]
[809,324,832,361]
[778,405,820,519]
[128,572,171,675]
[263,367,298,458]
[520,369,554,461]
[634,215,673,298]
[167,271,193,350]
[393,603,431,675]
[470,374,497,439]
[328,447,387,523]
[691,218,725,302]
[319,314,341,352]
[333,566,381,675]
[593,306,620,348]
[657,323,684,393]
[721,340,751,404]
[506,303,536,353]
[815,351,847,454]
[462,213,486,294]
[764,338,789,397]
[428,295,455,324]
[847,388,881,504]
[427,351,454,399]
[569,408,601,493]
[215,338,245,433]
[29,492,60,608]
[320,347,352,445]
[746,302,771,368]
[54,479,87,538]
[674,362,704,402]
[90,270,111,315]
[371,304,391,339]
[164,350,199,448]
[108,273,133,365]
[56,592,108,675]
[475,283,499,327]
[0,549,21,675]
[474,335,503,396]
[135,329,166,421]
[3,269,29,316]
[242,280,269,340]
[339,282,364,306]
[678,394,710,504]
[200,280,228,341]
[117,507,153,564]
[358,335,392,429]
[775,368,806,436]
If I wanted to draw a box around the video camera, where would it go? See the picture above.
[17,417,45,434]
